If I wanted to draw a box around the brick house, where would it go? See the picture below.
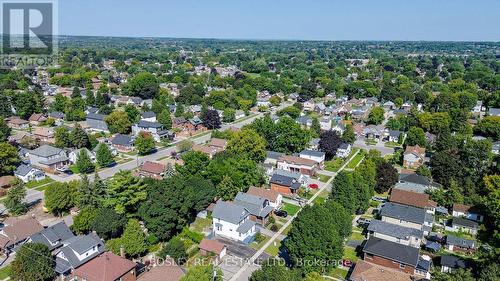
[28,113,47,125]
[199,239,227,263]
[389,188,437,214]
[136,161,166,180]
[270,173,301,195]
[72,251,137,281]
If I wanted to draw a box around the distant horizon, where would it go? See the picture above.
[58,0,500,42]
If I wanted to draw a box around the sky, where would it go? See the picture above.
[58,0,500,41]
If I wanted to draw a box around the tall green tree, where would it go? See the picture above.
[159,236,188,264]
[157,109,173,129]
[71,124,90,148]
[11,243,55,281]
[105,111,132,134]
[76,149,95,174]
[134,131,155,155]
[4,179,26,215]
[181,264,222,281]
[107,219,147,257]
[55,126,72,148]
[375,161,398,193]
[0,142,20,175]
[0,119,11,142]
[341,123,356,144]
[92,207,127,239]
[226,128,266,162]
[96,143,114,167]
[330,171,356,213]
[406,126,427,147]
[367,106,385,125]
[217,175,239,200]
[105,170,147,214]
[71,207,97,234]
[44,182,77,216]
[250,259,302,281]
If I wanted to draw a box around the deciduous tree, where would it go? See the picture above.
[11,243,55,281]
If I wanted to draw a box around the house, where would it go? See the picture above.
[72,251,137,281]
[363,125,384,140]
[141,111,157,122]
[274,169,306,184]
[383,101,396,110]
[270,173,301,195]
[257,99,270,108]
[319,117,332,131]
[288,93,299,102]
[395,173,441,194]
[86,113,109,133]
[246,187,282,209]
[28,113,47,125]
[299,150,325,166]
[445,235,476,254]
[492,141,500,155]
[34,127,55,144]
[336,143,352,158]
[265,151,284,165]
[132,120,174,142]
[296,116,312,128]
[14,164,45,182]
[28,144,69,170]
[389,189,437,214]
[403,145,426,169]
[471,101,485,115]
[367,220,423,248]
[440,255,467,273]
[111,134,135,152]
[277,155,318,176]
[28,222,75,251]
[380,202,433,235]
[349,260,413,281]
[452,203,484,222]
[7,117,29,129]
[192,144,223,158]
[69,148,94,164]
[199,239,227,263]
[386,130,403,143]
[303,100,315,111]
[136,161,165,180]
[488,107,500,116]
[234,192,274,226]
[137,260,184,281]
[0,217,44,254]
[49,111,66,124]
[54,233,105,276]
[362,237,431,279]
[308,138,320,150]
[447,217,478,235]
[208,138,228,150]
[212,200,257,244]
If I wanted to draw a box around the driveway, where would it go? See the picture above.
[354,138,394,156]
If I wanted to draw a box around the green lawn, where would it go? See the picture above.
[325,158,344,172]
[0,265,11,279]
[250,234,270,251]
[343,246,359,262]
[318,174,332,183]
[190,217,212,233]
[384,141,401,148]
[328,267,349,280]
[346,152,365,169]
[282,223,293,235]
[265,240,281,256]
[282,203,300,216]
[68,165,80,174]
[25,178,55,189]
[350,231,365,241]
[365,139,377,145]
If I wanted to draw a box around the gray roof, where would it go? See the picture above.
[55,233,104,274]
[452,217,478,229]
[49,111,65,119]
[111,134,134,146]
[363,237,419,267]
[339,143,351,150]
[234,192,273,218]
[30,145,64,158]
[236,220,256,233]
[40,156,69,166]
[380,202,427,225]
[296,116,312,125]
[274,169,301,180]
[30,222,75,250]
[136,120,163,129]
[270,173,301,190]
[488,108,500,116]
[440,255,467,269]
[389,130,402,138]
[299,150,325,158]
[141,111,156,118]
[212,200,249,225]
[14,164,35,176]
[367,220,423,240]
[86,113,107,121]
[266,151,284,160]
[446,235,475,249]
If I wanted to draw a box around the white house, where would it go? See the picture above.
[303,100,315,111]
[68,148,95,164]
[140,111,157,122]
[132,120,174,142]
[319,117,332,131]
[336,143,352,158]
[452,203,483,222]
[14,164,45,183]
[212,200,257,244]
[367,220,423,248]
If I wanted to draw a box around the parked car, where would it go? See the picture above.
[357,218,371,226]
[274,209,288,218]
[372,196,386,202]
[308,183,319,189]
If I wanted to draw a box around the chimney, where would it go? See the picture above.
[120,245,125,258]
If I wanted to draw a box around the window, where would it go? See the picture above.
[399,263,405,269]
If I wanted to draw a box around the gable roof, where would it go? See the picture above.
[446,235,475,249]
[140,161,166,175]
[199,239,226,255]
[367,220,423,240]
[141,111,156,118]
[234,192,273,218]
[270,173,301,190]
[86,113,107,121]
[212,200,249,224]
[404,145,425,158]
[29,145,64,158]
[440,255,467,269]
[209,138,227,149]
[350,260,413,281]
[266,151,284,160]
[299,150,325,158]
[14,164,36,176]
[453,203,472,213]
[452,217,478,229]
[389,188,436,209]
[246,187,280,203]
[55,233,104,273]
[136,120,163,129]
[380,202,427,225]
[29,113,46,122]
[29,222,75,250]
[278,155,317,167]
[73,251,136,281]
[111,134,134,146]
[0,217,44,249]
[137,260,184,281]
[363,237,420,267]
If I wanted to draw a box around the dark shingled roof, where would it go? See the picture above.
[363,237,419,267]
[380,202,427,225]
[270,173,301,190]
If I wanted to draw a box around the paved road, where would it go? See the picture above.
[353,138,394,156]
[230,149,362,281]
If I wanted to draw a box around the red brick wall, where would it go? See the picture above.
[363,253,415,274]
[271,183,292,195]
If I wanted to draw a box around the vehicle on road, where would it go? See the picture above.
[274,209,288,218]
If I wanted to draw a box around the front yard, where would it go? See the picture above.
[25,178,55,189]
[346,150,365,169]
[282,203,300,216]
